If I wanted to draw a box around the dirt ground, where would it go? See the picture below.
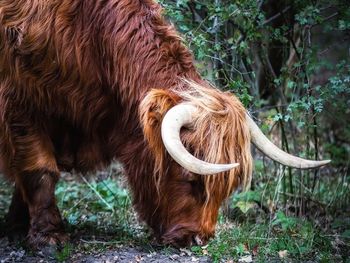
[0,237,211,263]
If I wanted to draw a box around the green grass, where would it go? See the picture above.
[0,166,349,262]
[191,215,340,262]
[55,243,73,262]
[54,175,147,246]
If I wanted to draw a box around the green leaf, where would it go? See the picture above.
[341,230,350,239]
[235,201,255,214]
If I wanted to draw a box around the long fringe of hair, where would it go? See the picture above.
[140,79,253,203]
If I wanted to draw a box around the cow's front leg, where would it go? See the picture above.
[2,111,68,249]
[5,186,30,240]
[18,170,68,249]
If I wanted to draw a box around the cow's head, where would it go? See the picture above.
[139,80,330,247]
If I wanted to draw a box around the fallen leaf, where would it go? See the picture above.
[252,245,259,256]
[268,199,276,213]
[169,254,180,260]
[180,248,192,256]
[191,256,199,262]
[238,255,253,263]
[236,201,255,214]
[244,243,249,252]
[135,255,143,262]
[278,250,288,258]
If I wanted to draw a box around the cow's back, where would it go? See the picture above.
[0,0,110,123]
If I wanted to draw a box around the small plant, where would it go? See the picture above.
[55,243,73,262]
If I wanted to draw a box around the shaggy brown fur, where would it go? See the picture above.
[0,0,252,248]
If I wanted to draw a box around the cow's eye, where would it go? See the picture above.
[189,180,206,202]
[180,169,197,181]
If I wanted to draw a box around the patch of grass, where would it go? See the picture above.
[0,165,349,262]
[0,178,13,218]
[55,176,135,229]
[55,174,147,247]
[189,165,350,262]
[191,215,339,262]
[55,243,73,262]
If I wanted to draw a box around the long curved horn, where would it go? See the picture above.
[247,114,331,169]
[161,104,239,175]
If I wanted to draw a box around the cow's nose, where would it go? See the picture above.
[193,234,204,246]
[192,234,209,246]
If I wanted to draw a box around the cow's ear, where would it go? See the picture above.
[140,89,180,129]
[139,89,181,161]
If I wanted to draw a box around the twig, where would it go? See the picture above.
[278,108,294,196]
[80,175,114,212]
[250,104,290,113]
[253,200,271,214]
[278,191,327,207]
[265,54,288,105]
[67,194,91,212]
[204,54,243,75]
[248,237,278,240]
[262,6,291,26]
[80,238,122,245]
[310,12,339,29]
[318,36,350,55]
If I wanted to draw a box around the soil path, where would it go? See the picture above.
[0,237,211,263]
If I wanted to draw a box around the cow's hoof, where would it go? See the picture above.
[6,224,29,243]
[27,231,69,250]
[5,213,30,242]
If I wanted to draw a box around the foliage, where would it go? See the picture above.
[54,174,138,241]
[0,171,349,261]
[55,243,73,262]
[157,0,350,260]
[190,212,343,262]
[158,0,350,216]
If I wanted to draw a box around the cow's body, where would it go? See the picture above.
[0,0,252,248]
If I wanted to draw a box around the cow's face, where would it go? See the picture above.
[155,163,234,247]
[139,87,252,247]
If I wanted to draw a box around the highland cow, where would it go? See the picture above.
[0,0,329,248]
